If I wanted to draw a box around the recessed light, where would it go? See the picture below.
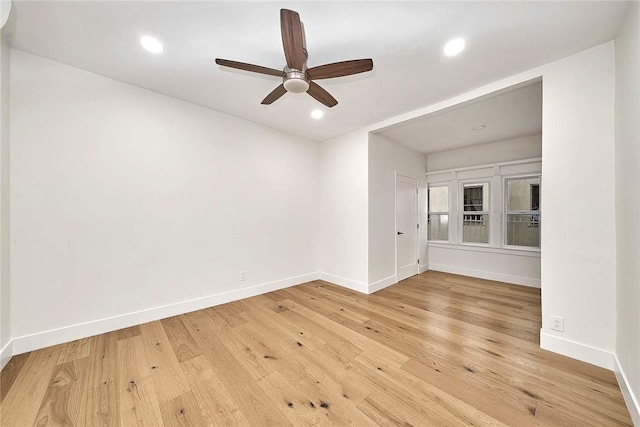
[443,38,466,57]
[473,125,486,130]
[311,109,324,119]
[140,36,164,54]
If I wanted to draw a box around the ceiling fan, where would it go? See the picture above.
[215,9,373,108]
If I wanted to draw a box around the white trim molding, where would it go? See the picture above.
[319,273,369,294]
[419,263,429,274]
[430,263,540,288]
[426,157,542,176]
[11,272,321,356]
[368,275,397,294]
[614,354,640,426]
[540,331,614,370]
[0,339,12,370]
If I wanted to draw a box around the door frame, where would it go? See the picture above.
[395,172,419,281]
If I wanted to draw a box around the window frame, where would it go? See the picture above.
[459,180,490,246]
[503,174,541,250]
[427,183,450,242]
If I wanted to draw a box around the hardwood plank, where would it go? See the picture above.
[116,325,142,341]
[402,357,543,426]
[237,310,374,411]
[159,391,209,427]
[182,309,292,426]
[0,345,63,426]
[139,321,190,403]
[57,337,92,364]
[33,358,89,426]
[242,295,326,349]
[257,369,373,426]
[354,351,509,426]
[238,304,372,405]
[160,316,202,363]
[278,298,408,367]
[210,300,250,327]
[0,352,29,403]
[82,332,120,427]
[116,335,164,426]
[180,355,249,426]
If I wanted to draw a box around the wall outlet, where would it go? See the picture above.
[240,271,247,281]
[551,315,564,332]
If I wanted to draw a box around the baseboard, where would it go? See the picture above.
[0,339,12,371]
[429,263,540,288]
[368,275,397,294]
[614,354,640,426]
[540,331,614,370]
[319,273,369,294]
[12,272,321,356]
[419,263,429,274]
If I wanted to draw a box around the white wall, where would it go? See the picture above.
[429,245,540,287]
[10,50,321,353]
[614,2,640,423]
[0,26,10,368]
[318,129,369,292]
[368,133,428,290]
[539,42,616,369]
[427,135,541,171]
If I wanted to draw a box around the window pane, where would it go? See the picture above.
[428,186,448,212]
[428,214,448,241]
[507,214,540,247]
[506,177,541,211]
[463,183,488,212]
[462,213,489,243]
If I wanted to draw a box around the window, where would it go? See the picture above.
[427,185,449,241]
[505,177,541,248]
[462,183,489,244]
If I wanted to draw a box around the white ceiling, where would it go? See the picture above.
[9,1,628,142]
[377,80,542,154]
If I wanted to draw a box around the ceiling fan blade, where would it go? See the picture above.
[307,81,338,108]
[280,9,305,70]
[215,58,283,77]
[307,59,374,80]
[261,84,287,105]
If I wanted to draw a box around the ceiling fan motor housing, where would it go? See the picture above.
[283,68,309,93]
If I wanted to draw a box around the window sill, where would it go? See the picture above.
[428,241,541,258]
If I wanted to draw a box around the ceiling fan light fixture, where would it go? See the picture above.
[283,78,309,93]
[443,37,466,57]
[311,109,324,119]
[283,69,309,93]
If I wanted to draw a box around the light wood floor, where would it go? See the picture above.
[1,271,632,426]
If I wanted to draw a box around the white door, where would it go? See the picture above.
[396,174,419,281]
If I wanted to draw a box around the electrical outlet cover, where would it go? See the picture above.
[551,315,564,332]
